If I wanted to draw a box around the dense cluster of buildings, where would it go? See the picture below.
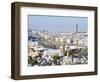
[28,24,88,66]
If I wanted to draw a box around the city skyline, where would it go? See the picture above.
[28,15,88,32]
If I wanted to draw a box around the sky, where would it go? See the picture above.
[28,15,88,32]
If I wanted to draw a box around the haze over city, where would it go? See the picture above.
[28,15,88,32]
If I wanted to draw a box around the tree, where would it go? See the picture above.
[51,53,59,60]
[28,56,38,66]
[81,47,88,56]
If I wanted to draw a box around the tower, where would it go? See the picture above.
[76,24,78,33]
[60,43,65,55]
[76,24,79,45]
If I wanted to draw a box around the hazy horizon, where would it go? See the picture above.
[28,15,88,32]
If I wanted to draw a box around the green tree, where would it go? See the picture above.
[51,53,59,60]
[81,47,88,56]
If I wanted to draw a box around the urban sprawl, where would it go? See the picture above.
[28,24,88,66]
